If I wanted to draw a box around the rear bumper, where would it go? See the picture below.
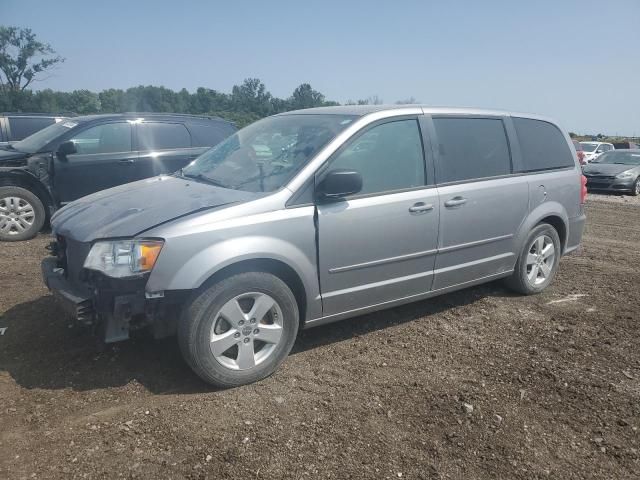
[565,212,586,255]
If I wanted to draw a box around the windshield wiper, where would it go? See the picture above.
[182,171,233,189]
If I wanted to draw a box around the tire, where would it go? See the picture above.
[178,272,299,388]
[631,177,640,197]
[0,186,46,242]
[504,223,561,295]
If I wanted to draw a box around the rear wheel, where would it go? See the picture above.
[505,223,561,295]
[0,186,46,242]
[632,177,640,196]
[178,272,299,388]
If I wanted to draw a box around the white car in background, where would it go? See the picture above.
[580,141,614,163]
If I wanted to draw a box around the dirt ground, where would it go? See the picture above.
[0,198,639,480]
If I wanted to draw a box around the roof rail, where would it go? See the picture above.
[0,111,77,117]
[121,112,229,122]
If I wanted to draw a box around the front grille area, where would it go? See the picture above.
[587,175,615,180]
[64,238,92,286]
[52,235,93,296]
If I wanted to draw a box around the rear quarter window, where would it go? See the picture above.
[188,122,236,148]
[513,118,574,171]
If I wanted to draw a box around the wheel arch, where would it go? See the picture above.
[516,202,569,255]
[538,215,567,252]
[0,170,55,220]
[199,258,308,327]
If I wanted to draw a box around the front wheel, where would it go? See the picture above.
[504,223,561,295]
[631,177,640,197]
[0,186,46,241]
[178,272,299,388]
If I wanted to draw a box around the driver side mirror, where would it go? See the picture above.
[57,141,77,157]
[317,169,363,199]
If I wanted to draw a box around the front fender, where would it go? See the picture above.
[146,234,320,317]
[0,167,55,212]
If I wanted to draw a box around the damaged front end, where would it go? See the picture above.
[42,235,183,343]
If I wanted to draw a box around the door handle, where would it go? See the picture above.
[444,197,467,207]
[409,202,434,213]
[118,159,135,164]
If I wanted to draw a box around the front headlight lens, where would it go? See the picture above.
[84,239,164,278]
[616,171,634,179]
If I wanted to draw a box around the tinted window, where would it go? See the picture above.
[9,117,56,141]
[328,119,425,195]
[138,122,191,150]
[433,117,511,182]
[188,122,236,147]
[514,118,574,171]
[70,123,132,154]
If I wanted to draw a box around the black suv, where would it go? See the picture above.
[0,113,68,145]
[0,113,236,241]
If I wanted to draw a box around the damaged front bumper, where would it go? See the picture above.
[41,254,176,343]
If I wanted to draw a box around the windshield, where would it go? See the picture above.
[580,142,599,153]
[592,151,640,165]
[12,120,78,154]
[182,114,357,192]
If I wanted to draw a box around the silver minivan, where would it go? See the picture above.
[42,106,587,387]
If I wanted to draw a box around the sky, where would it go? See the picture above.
[2,0,639,135]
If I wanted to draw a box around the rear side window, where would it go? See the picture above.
[188,122,236,147]
[137,122,191,150]
[8,117,56,141]
[433,117,511,183]
[513,118,574,171]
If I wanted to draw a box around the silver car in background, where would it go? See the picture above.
[42,106,587,387]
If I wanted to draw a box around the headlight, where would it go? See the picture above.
[616,171,635,179]
[84,239,164,278]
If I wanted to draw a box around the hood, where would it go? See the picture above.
[0,148,30,167]
[583,163,638,176]
[52,175,262,242]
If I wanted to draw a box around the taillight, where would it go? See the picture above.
[580,175,587,204]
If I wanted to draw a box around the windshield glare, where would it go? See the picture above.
[13,120,77,153]
[592,151,640,165]
[182,114,356,192]
[580,142,598,152]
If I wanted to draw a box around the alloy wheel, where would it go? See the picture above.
[209,292,284,371]
[0,197,35,236]
[526,234,556,286]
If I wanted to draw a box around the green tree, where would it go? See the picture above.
[231,78,272,116]
[98,88,127,112]
[65,90,100,114]
[289,83,325,110]
[0,26,64,92]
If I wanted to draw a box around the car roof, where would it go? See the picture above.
[276,104,560,124]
